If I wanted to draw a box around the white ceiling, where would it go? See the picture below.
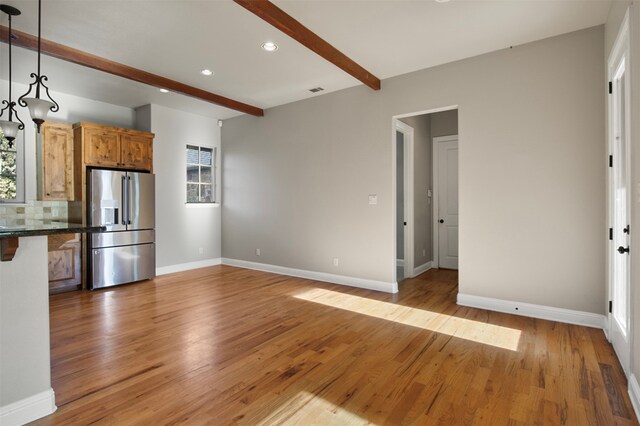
[0,0,612,120]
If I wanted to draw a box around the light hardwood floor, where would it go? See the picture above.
[33,266,638,425]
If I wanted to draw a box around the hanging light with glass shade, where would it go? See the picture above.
[18,0,59,133]
[0,4,25,147]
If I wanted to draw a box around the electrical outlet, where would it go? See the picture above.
[198,247,204,255]
[422,248,426,256]
[255,248,261,256]
[333,257,339,266]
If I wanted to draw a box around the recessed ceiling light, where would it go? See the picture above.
[435,0,450,2]
[159,89,169,93]
[201,69,214,76]
[261,41,278,52]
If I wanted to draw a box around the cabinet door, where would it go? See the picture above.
[42,123,74,200]
[48,233,81,294]
[84,127,120,167]
[120,134,153,171]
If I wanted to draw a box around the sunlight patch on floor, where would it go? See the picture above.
[294,288,521,351]
[255,391,377,426]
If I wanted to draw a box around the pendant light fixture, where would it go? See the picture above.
[0,4,25,147]
[18,0,59,133]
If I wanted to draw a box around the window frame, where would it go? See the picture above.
[0,130,25,204]
[185,144,216,204]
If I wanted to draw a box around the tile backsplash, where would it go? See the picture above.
[0,201,69,226]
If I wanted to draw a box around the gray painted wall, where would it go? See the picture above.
[605,1,640,386]
[0,237,50,407]
[136,104,222,269]
[431,110,458,138]
[222,26,605,313]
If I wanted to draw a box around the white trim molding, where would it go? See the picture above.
[222,258,398,293]
[395,119,415,281]
[457,293,606,329]
[630,374,640,422]
[156,258,222,276]
[0,388,56,426]
[412,261,433,277]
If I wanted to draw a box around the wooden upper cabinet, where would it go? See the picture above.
[75,122,154,172]
[120,134,153,171]
[40,122,74,201]
[83,127,121,168]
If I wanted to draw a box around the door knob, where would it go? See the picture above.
[623,225,630,234]
[618,246,630,254]
[439,219,444,224]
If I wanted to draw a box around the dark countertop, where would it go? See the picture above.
[0,222,106,238]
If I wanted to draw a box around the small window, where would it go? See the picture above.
[186,145,216,203]
[0,131,22,203]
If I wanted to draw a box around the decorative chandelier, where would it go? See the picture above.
[0,4,25,147]
[18,0,59,133]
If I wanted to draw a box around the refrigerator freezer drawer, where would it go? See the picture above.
[92,230,155,248]
[91,243,155,289]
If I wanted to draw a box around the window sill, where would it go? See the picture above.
[185,203,220,209]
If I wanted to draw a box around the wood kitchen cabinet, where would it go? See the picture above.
[38,122,74,201]
[83,126,121,168]
[120,133,153,170]
[75,122,154,172]
[48,233,81,294]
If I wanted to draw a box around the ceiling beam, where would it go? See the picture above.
[233,0,381,91]
[0,25,264,117]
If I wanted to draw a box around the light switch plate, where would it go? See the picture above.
[368,195,378,205]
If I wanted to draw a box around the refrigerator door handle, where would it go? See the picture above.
[127,175,132,225]
[121,175,128,225]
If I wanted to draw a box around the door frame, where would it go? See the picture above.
[392,105,458,283]
[433,135,459,268]
[606,7,632,375]
[394,120,414,280]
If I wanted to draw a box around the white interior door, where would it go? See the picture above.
[608,12,631,375]
[435,137,459,269]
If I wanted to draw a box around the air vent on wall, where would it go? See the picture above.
[309,87,324,93]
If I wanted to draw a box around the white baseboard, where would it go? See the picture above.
[630,374,640,422]
[602,316,610,341]
[156,258,222,276]
[457,293,606,329]
[0,388,56,426]
[222,258,398,293]
[412,261,433,277]
[396,259,405,267]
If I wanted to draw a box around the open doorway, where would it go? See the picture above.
[393,106,459,285]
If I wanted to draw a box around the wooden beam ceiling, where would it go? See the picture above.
[0,26,264,117]
[233,0,381,91]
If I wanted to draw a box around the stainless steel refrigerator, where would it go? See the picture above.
[88,169,155,290]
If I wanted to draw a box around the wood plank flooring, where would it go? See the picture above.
[32,266,638,425]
